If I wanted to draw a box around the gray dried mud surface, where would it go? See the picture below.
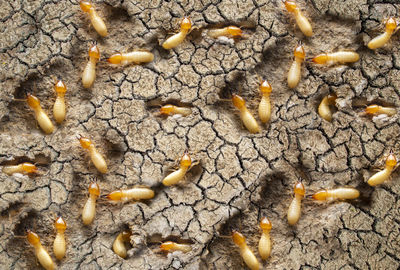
[1,0,400,269]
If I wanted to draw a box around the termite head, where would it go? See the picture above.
[107,190,122,201]
[232,231,246,246]
[293,44,305,60]
[260,217,272,231]
[311,190,327,201]
[54,80,67,95]
[26,93,41,109]
[88,45,100,60]
[21,163,38,174]
[365,104,380,115]
[385,17,397,32]
[232,94,246,109]
[293,181,305,197]
[312,53,328,64]
[80,1,92,12]
[159,104,175,115]
[88,182,100,197]
[160,241,175,251]
[121,231,132,242]
[107,53,123,64]
[386,152,397,168]
[27,230,40,245]
[227,26,242,37]
[326,93,337,104]
[180,151,192,168]
[79,136,92,149]
[54,216,67,232]
[284,0,297,13]
[180,17,192,31]
[260,80,272,95]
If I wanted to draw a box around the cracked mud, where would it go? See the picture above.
[1,0,400,269]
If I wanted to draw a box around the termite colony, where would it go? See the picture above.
[2,0,400,269]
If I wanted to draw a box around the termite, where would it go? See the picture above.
[364,104,396,117]
[107,51,154,65]
[368,17,398,50]
[107,187,155,202]
[258,217,272,260]
[367,152,397,186]
[207,26,242,39]
[160,241,192,253]
[53,80,67,124]
[232,231,260,270]
[80,0,107,37]
[27,230,56,270]
[287,181,305,226]
[312,51,359,65]
[82,44,100,88]
[53,216,67,260]
[27,93,55,134]
[159,104,192,117]
[258,80,272,123]
[287,43,305,89]
[79,136,108,174]
[82,182,100,225]
[162,17,192,50]
[112,230,132,259]
[162,151,192,186]
[283,0,313,37]
[318,93,337,122]
[232,94,260,134]
[2,162,38,176]
[312,187,360,201]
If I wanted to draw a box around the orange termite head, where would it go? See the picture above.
[26,93,41,109]
[365,104,380,115]
[386,152,397,168]
[27,230,40,245]
[293,181,305,197]
[180,17,192,31]
[293,44,305,60]
[232,231,246,246]
[88,182,100,197]
[54,80,67,95]
[232,94,246,109]
[79,136,92,149]
[160,241,175,251]
[107,53,123,64]
[80,0,92,12]
[107,190,122,201]
[227,26,242,37]
[312,53,328,64]
[284,0,297,13]
[54,216,67,232]
[312,190,328,201]
[260,80,272,94]
[88,45,100,60]
[327,93,337,104]
[180,151,192,168]
[21,163,38,174]
[159,104,175,115]
[121,231,132,241]
[260,217,272,231]
[385,17,397,32]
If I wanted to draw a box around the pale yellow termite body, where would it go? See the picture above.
[27,94,55,134]
[107,187,155,202]
[284,0,313,37]
[160,241,192,253]
[232,231,260,270]
[27,230,56,270]
[367,152,397,186]
[107,51,154,65]
[312,51,359,65]
[53,80,67,124]
[159,105,192,117]
[80,1,107,37]
[53,216,67,260]
[162,17,192,50]
[82,182,100,225]
[258,80,272,123]
[368,17,397,50]
[2,162,38,176]
[232,94,260,134]
[318,93,337,122]
[287,44,305,89]
[312,187,360,201]
[112,231,132,259]
[287,181,305,226]
[79,136,108,174]
[258,217,272,260]
[162,152,192,186]
[365,104,396,116]
[82,45,100,88]
[207,26,243,38]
